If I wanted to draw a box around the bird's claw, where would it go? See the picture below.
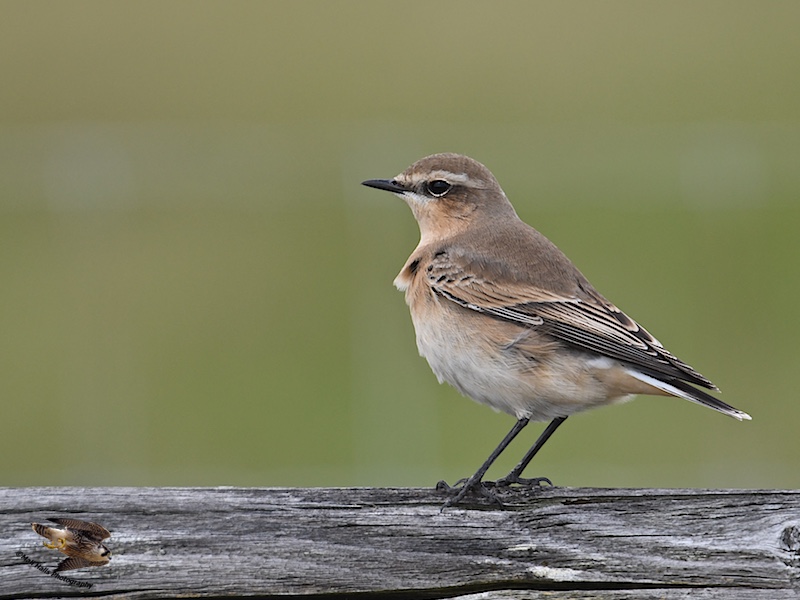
[435,478,470,492]
[494,475,553,489]
[436,472,554,508]
[436,478,504,508]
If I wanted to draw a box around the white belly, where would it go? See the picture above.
[411,307,634,422]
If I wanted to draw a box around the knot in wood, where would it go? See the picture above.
[779,525,800,553]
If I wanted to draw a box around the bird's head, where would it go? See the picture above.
[363,153,518,243]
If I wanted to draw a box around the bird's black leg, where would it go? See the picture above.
[496,416,567,487]
[438,418,529,508]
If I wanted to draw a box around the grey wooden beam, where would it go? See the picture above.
[1,487,799,599]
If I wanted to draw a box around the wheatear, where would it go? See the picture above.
[362,153,750,507]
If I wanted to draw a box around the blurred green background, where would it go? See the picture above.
[1,1,798,489]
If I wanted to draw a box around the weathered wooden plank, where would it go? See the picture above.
[456,592,799,600]
[1,487,798,599]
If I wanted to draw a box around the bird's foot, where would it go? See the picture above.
[436,478,503,509]
[493,474,553,489]
[44,538,66,550]
[436,477,469,490]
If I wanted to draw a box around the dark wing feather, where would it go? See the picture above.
[428,252,717,390]
[49,518,111,540]
[55,557,92,572]
[530,300,716,389]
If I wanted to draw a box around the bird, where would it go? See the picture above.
[362,152,750,507]
[31,518,112,571]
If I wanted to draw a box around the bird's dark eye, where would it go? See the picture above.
[426,180,452,197]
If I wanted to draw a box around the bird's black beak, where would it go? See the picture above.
[361,179,407,193]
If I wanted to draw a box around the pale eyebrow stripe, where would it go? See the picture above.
[405,170,478,187]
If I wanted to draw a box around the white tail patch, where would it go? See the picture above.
[625,369,752,421]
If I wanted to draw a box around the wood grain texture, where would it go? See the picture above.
[1,487,799,599]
